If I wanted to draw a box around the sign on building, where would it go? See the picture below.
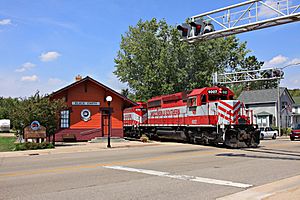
[71,101,100,106]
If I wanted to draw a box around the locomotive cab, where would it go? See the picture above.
[123,102,147,138]
[186,87,259,147]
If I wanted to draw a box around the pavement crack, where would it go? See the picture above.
[56,184,98,193]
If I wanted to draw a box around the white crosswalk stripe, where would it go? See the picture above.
[103,165,253,188]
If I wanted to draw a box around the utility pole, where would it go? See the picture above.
[277,79,281,136]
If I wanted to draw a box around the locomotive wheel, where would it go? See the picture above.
[224,129,239,148]
[245,130,260,148]
[189,136,196,144]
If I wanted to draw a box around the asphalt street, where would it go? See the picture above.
[0,138,300,200]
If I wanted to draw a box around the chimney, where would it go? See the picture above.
[75,75,82,82]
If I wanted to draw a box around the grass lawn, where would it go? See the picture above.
[0,136,16,152]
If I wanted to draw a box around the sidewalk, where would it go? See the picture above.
[218,175,300,200]
[0,141,162,158]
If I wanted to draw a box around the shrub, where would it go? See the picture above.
[14,142,55,151]
[270,126,292,136]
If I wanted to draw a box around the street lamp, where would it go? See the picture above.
[106,95,112,148]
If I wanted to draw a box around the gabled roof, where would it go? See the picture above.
[50,76,137,106]
[238,87,295,104]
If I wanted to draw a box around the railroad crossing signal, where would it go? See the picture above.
[212,68,284,85]
[190,19,204,36]
[177,19,215,39]
[177,0,300,43]
[177,23,191,38]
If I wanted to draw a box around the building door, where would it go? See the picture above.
[101,110,109,137]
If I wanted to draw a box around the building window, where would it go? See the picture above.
[282,101,287,110]
[60,110,70,128]
[257,116,268,127]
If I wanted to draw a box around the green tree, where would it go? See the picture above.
[9,92,66,143]
[0,97,19,120]
[114,18,263,101]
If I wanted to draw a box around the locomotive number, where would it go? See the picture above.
[207,90,218,94]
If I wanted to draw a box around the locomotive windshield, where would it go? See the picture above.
[208,95,228,101]
[207,88,230,101]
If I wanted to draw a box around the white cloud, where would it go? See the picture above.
[40,51,61,62]
[104,73,127,93]
[21,75,38,82]
[263,55,288,68]
[288,58,300,65]
[0,19,11,25]
[0,72,67,97]
[48,78,64,86]
[263,55,300,69]
[15,62,36,72]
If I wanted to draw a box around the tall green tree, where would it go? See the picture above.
[1,92,66,142]
[0,97,19,120]
[114,18,264,101]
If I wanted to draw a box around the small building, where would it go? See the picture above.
[238,88,294,128]
[50,76,136,142]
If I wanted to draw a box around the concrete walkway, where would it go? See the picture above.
[0,141,161,158]
[218,175,300,200]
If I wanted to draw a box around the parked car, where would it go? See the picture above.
[290,124,300,141]
[260,127,278,140]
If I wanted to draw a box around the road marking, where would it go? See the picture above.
[103,165,253,188]
[0,148,224,178]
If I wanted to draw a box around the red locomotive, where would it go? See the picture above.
[123,86,260,148]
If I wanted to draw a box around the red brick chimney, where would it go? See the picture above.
[75,75,82,82]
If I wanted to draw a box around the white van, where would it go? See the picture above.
[0,119,10,132]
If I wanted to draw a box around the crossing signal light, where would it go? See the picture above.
[203,22,215,34]
[177,19,215,40]
[190,19,204,36]
[273,69,284,78]
[177,23,191,38]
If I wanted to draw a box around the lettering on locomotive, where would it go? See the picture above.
[150,109,181,117]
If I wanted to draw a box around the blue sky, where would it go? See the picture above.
[0,0,300,97]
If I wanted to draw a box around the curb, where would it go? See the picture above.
[0,142,162,158]
[217,175,300,200]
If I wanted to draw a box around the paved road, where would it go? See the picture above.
[0,138,299,200]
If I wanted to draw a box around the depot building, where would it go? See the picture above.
[50,75,136,142]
